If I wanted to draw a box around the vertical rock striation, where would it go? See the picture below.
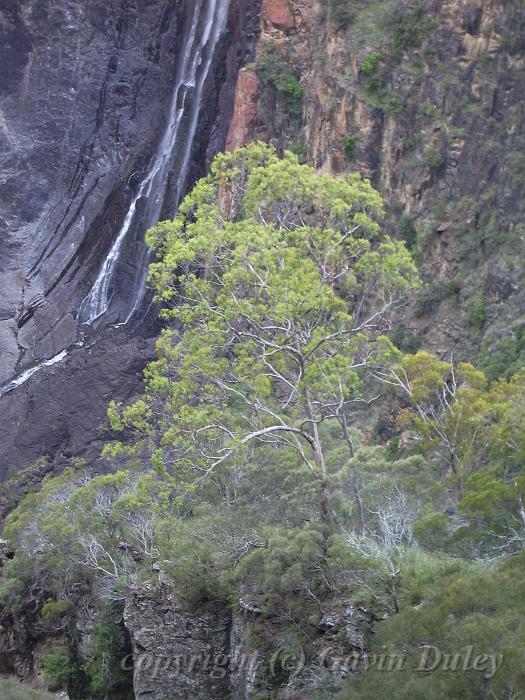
[0,0,261,476]
[124,590,232,700]
[229,0,525,361]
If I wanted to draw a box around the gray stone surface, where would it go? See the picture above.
[124,589,232,700]
[0,0,260,475]
[0,0,190,381]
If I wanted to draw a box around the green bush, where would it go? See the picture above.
[0,678,56,700]
[41,599,74,623]
[84,609,133,700]
[390,323,423,353]
[479,329,525,380]
[469,297,486,330]
[341,135,356,161]
[359,52,401,114]
[398,213,417,248]
[280,75,303,100]
[279,75,304,119]
[425,146,445,170]
[256,45,303,120]
[389,5,434,54]
[413,277,461,317]
[402,134,416,152]
[289,142,308,162]
[42,646,77,692]
[360,51,382,76]
[329,0,355,27]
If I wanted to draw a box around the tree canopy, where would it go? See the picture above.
[3,145,525,700]
[121,143,419,521]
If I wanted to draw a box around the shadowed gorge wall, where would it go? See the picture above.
[0,0,260,476]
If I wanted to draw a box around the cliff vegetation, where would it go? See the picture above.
[2,145,525,699]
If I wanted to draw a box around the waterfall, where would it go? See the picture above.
[0,0,230,398]
[79,0,230,326]
[0,350,69,398]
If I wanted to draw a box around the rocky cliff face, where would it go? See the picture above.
[228,0,525,364]
[2,2,525,698]
[124,591,232,700]
[0,0,260,477]
[122,590,370,700]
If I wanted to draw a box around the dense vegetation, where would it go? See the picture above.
[0,678,57,700]
[1,145,524,699]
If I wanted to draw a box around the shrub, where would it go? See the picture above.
[0,679,56,700]
[425,146,445,170]
[402,134,416,152]
[84,609,134,700]
[256,45,303,120]
[359,53,401,114]
[413,277,460,317]
[329,0,355,27]
[42,646,77,692]
[390,323,423,353]
[389,5,434,54]
[360,51,382,76]
[41,599,74,624]
[289,143,308,162]
[341,135,356,161]
[469,297,486,330]
[479,329,525,380]
[398,213,417,248]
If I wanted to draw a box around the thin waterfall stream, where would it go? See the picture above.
[0,0,230,398]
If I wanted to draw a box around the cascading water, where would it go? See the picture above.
[0,0,230,398]
[79,0,230,326]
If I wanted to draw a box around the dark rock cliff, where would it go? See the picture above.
[0,0,260,477]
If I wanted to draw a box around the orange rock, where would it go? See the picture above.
[261,0,294,29]
[225,68,260,152]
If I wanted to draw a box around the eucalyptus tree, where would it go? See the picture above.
[114,143,419,523]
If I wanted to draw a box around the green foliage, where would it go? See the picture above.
[40,608,132,699]
[341,134,356,161]
[42,646,77,692]
[83,608,133,700]
[389,323,422,354]
[360,51,382,76]
[359,52,401,114]
[388,5,434,55]
[424,146,446,170]
[413,276,460,316]
[41,599,74,623]
[289,142,308,162]
[256,45,304,120]
[0,678,57,700]
[402,134,416,152]
[280,74,303,101]
[469,297,486,330]
[479,327,525,380]
[398,213,417,248]
[328,0,355,28]
[5,143,525,699]
[235,527,328,615]
[1,147,419,668]
[334,554,525,699]
[144,143,417,524]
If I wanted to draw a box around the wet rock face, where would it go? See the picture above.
[0,0,190,384]
[0,0,261,476]
[0,0,194,479]
[0,331,158,479]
